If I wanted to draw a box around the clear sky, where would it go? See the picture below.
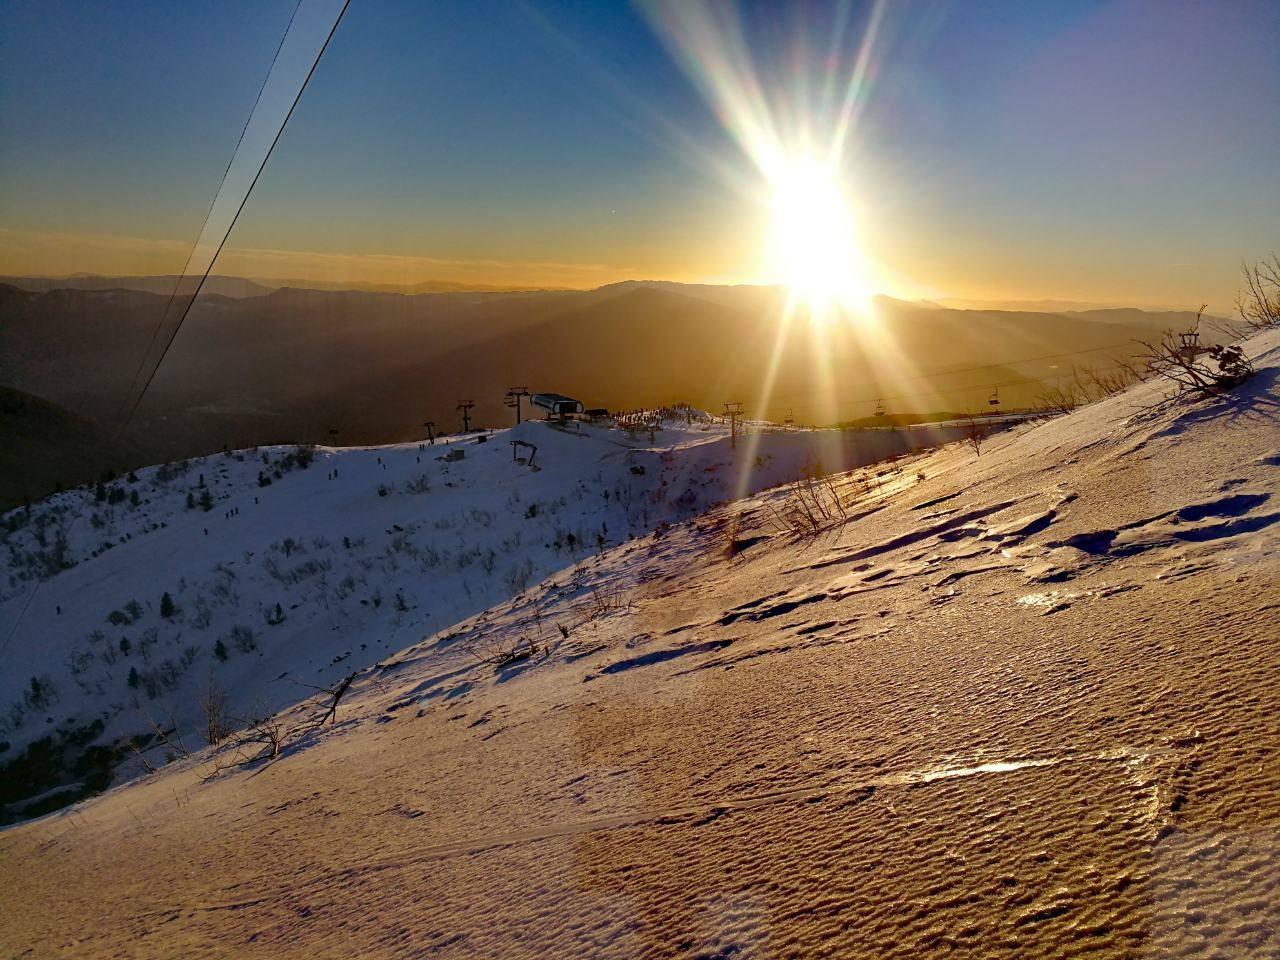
[1,0,1277,310]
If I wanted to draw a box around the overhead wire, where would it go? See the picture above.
[113,0,305,437]
[761,338,1142,411]
[117,0,353,439]
[3,0,352,661]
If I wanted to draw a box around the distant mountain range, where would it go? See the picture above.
[0,274,570,299]
[0,276,1211,508]
[933,296,1197,314]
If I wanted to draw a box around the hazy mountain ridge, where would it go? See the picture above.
[0,278,1209,507]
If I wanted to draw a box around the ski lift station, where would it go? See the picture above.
[530,392,584,419]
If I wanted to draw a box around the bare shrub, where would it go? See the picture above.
[1136,312,1255,400]
[225,625,257,653]
[285,672,359,735]
[572,585,633,624]
[1072,362,1141,401]
[1033,383,1083,417]
[721,512,744,559]
[202,674,360,778]
[764,468,851,536]
[199,678,233,745]
[190,597,214,629]
[505,558,534,594]
[465,633,540,670]
[236,713,287,762]
[962,416,987,458]
[1238,254,1280,330]
[134,704,191,769]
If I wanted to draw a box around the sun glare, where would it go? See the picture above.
[765,154,872,318]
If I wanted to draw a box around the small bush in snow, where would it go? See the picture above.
[505,559,535,595]
[24,676,55,710]
[200,679,233,745]
[190,598,214,630]
[227,625,257,654]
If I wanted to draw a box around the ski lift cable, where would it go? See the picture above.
[3,0,351,663]
[116,0,353,441]
[764,336,1144,410]
[855,339,1140,392]
[765,363,1100,412]
[862,367,1087,408]
[114,0,305,436]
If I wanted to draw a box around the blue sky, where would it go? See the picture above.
[1,0,1277,306]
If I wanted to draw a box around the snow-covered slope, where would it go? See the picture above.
[2,328,1278,957]
[1,413,979,809]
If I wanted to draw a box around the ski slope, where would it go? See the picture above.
[1,412,976,814]
[2,329,1278,956]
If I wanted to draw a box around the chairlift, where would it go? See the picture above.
[988,387,1000,408]
[1177,330,1202,362]
[874,399,886,417]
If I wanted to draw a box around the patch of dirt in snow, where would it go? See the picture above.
[3,328,1280,958]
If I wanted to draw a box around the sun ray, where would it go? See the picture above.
[646,0,900,417]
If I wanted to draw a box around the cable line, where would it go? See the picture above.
[4,0,352,661]
[117,0,353,439]
[115,0,304,436]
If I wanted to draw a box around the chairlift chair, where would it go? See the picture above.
[874,399,886,417]
[988,387,1000,408]
[1177,330,1202,363]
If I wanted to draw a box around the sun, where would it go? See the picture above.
[764,153,873,318]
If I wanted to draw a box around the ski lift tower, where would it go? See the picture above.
[505,387,530,426]
[723,401,744,449]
